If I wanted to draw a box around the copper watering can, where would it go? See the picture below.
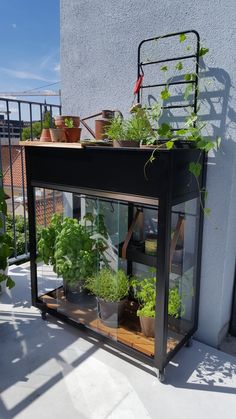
[81,109,123,140]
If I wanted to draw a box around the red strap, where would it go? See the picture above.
[133,75,144,95]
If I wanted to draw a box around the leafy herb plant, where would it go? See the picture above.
[132,274,182,318]
[86,268,129,302]
[64,118,74,128]
[38,212,108,288]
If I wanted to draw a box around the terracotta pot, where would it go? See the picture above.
[40,128,52,142]
[113,140,140,148]
[49,128,66,142]
[64,127,82,143]
[97,297,127,328]
[139,316,155,337]
[54,115,80,129]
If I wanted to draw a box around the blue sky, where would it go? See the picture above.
[0,0,60,114]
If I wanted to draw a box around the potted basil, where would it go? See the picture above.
[38,213,108,304]
[132,274,182,337]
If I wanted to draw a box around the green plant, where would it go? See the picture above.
[132,274,181,318]
[37,213,63,269]
[104,116,125,140]
[0,174,15,290]
[43,111,51,129]
[86,268,129,302]
[143,37,220,216]
[38,212,108,288]
[22,121,42,140]
[64,118,74,128]
[125,110,153,142]
[21,111,52,140]
[105,104,161,144]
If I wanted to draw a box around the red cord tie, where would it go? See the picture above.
[133,75,144,95]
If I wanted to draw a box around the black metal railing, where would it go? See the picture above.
[0,97,61,263]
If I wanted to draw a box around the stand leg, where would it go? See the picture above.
[156,368,165,382]
[41,310,47,320]
[185,337,193,348]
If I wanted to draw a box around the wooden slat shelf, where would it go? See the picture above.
[19,141,83,149]
[39,288,181,357]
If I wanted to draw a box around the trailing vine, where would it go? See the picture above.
[143,33,220,217]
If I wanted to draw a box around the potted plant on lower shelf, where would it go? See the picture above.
[0,174,15,293]
[132,273,182,337]
[85,268,129,328]
[37,212,108,304]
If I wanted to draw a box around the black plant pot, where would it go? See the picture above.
[63,281,96,308]
[97,297,127,328]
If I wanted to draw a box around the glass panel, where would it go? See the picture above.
[167,198,199,353]
[35,191,158,358]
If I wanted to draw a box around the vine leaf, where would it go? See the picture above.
[189,162,201,178]
[158,123,171,137]
[161,65,168,72]
[184,73,196,82]
[179,33,186,43]
[166,140,174,150]
[184,85,193,100]
[199,47,209,57]
[6,276,15,289]
[204,208,211,216]
[175,62,183,71]
[161,88,170,100]
[184,73,191,81]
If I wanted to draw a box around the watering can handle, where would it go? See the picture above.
[113,110,123,119]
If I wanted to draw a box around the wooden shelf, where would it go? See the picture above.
[19,141,83,149]
[39,288,182,357]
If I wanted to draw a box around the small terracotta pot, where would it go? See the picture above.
[113,140,140,148]
[54,115,80,129]
[40,128,52,142]
[64,127,82,143]
[49,128,66,142]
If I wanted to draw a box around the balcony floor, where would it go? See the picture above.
[1,263,236,419]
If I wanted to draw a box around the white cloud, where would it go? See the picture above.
[54,63,60,72]
[0,67,54,82]
[12,23,17,29]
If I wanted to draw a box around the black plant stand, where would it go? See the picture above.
[22,142,206,380]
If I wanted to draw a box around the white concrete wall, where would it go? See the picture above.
[60,0,236,347]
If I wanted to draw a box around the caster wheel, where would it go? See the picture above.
[157,369,165,383]
[41,311,47,320]
[185,337,193,348]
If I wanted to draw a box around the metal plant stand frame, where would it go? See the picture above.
[23,30,206,380]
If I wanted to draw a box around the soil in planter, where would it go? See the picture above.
[97,298,127,328]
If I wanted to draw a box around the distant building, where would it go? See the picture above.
[0,115,24,140]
